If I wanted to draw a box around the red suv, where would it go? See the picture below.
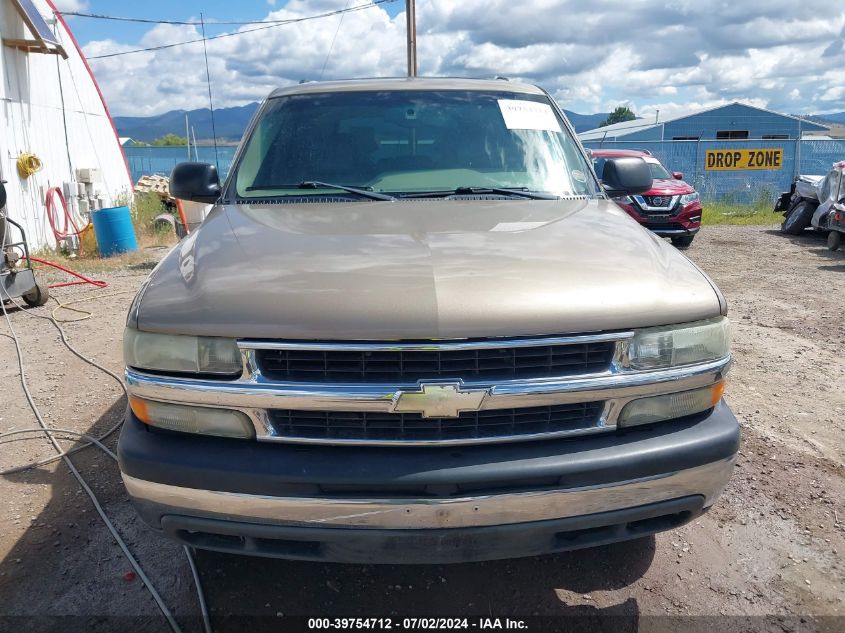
[591,149,702,248]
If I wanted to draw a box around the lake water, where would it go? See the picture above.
[124,146,237,184]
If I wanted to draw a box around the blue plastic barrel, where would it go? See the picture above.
[91,205,138,257]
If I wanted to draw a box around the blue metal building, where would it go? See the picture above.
[578,102,828,143]
[576,103,842,203]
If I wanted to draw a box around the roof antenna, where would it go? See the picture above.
[199,13,219,172]
[405,0,417,77]
[320,0,351,80]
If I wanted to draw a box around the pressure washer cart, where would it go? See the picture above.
[0,180,49,307]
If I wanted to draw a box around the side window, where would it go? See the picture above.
[819,171,838,203]
[716,130,749,140]
[236,111,281,192]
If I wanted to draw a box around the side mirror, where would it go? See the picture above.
[170,162,221,204]
[673,171,684,180]
[0,180,6,210]
[600,157,653,197]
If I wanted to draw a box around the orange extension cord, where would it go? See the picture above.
[37,186,107,288]
[28,256,107,289]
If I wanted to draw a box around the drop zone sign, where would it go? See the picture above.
[705,148,784,171]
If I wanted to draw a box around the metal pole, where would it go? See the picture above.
[405,0,417,77]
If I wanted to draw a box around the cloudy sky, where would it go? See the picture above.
[54,0,845,119]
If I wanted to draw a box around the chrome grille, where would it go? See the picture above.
[256,341,614,382]
[268,402,604,443]
[643,195,673,208]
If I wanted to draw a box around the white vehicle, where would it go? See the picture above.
[778,162,845,245]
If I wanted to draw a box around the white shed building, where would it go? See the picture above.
[0,0,132,249]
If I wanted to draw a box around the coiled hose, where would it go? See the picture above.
[16,153,42,178]
[45,186,85,247]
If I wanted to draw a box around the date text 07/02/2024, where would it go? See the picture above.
[307,618,528,630]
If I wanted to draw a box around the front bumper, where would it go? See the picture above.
[648,225,700,238]
[118,401,739,563]
[617,200,702,237]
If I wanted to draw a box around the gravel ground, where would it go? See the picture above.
[0,226,843,632]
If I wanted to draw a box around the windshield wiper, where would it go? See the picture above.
[400,186,559,200]
[245,181,395,201]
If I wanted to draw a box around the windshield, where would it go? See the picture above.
[646,161,672,180]
[234,90,598,199]
[593,157,672,181]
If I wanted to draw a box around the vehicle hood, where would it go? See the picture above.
[646,178,695,196]
[136,198,723,340]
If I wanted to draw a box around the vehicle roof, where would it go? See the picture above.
[268,77,547,98]
[589,149,653,158]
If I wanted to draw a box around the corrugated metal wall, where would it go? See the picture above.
[0,0,132,250]
[581,104,828,143]
[661,103,824,140]
[582,139,845,203]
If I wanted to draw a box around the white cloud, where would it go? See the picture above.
[82,0,845,117]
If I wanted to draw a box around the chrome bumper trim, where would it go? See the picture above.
[125,356,731,445]
[651,228,698,236]
[125,331,730,445]
[236,332,632,352]
[123,456,735,530]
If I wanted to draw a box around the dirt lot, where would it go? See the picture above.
[1,225,844,632]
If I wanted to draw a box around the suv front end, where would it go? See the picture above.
[117,78,738,563]
[119,318,737,564]
[615,190,702,241]
[592,151,703,247]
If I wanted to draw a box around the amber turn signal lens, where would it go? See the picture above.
[128,395,254,439]
[619,380,726,427]
[128,395,151,423]
[710,380,726,406]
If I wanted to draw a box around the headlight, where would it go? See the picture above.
[615,195,633,203]
[618,382,725,427]
[679,192,700,205]
[129,396,254,438]
[626,317,730,370]
[123,328,241,375]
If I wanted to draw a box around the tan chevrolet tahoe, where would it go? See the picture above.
[118,78,737,563]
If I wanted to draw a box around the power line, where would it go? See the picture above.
[199,13,219,172]
[61,1,395,26]
[61,12,282,26]
[81,0,396,60]
[320,0,352,80]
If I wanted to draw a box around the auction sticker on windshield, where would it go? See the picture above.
[498,99,561,132]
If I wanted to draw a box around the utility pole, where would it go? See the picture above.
[405,0,417,77]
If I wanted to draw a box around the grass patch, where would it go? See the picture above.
[30,193,178,277]
[702,201,783,225]
[132,193,175,242]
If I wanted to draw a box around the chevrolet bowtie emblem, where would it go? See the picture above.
[392,382,489,418]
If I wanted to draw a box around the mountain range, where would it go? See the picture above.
[114,103,260,143]
[807,112,845,125]
[114,102,845,143]
[114,102,611,142]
